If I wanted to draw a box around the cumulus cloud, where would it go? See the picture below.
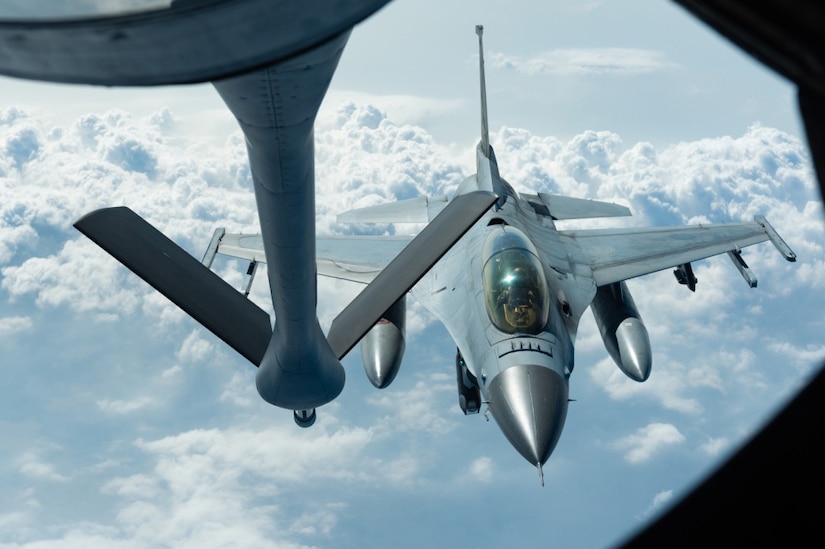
[1,107,257,323]
[175,330,216,364]
[488,48,675,76]
[588,343,768,416]
[637,489,675,520]
[324,91,464,129]
[367,371,457,436]
[8,422,378,548]
[2,238,146,314]
[314,101,467,234]
[767,341,825,367]
[589,357,704,415]
[17,451,70,483]
[468,457,494,483]
[613,423,686,464]
[699,437,730,458]
[97,396,159,415]
[0,315,32,335]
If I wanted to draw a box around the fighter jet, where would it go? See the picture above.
[176,26,795,483]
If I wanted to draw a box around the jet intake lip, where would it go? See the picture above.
[487,364,568,467]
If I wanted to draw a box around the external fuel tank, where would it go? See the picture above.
[590,281,652,382]
[360,296,406,389]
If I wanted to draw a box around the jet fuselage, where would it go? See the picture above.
[413,159,591,472]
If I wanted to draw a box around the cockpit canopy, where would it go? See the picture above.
[482,227,549,334]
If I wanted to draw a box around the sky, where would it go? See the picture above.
[1,1,824,548]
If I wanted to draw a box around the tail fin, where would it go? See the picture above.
[476,25,490,158]
[474,25,507,206]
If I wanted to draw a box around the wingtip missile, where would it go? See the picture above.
[755,215,797,261]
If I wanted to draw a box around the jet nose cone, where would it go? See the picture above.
[487,365,568,466]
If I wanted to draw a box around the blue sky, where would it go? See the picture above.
[1,1,823,548]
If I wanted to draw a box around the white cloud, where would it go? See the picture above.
[175,330,215,364]
[2,238,145,315]
[289,502,346,537]
[637,489,675,520]
[768,341,825,367]
[488,48,675,76]
[0,224,38,264]
[0,315,32,335]
[313,102,467,234]
[323,93,464,129]
[468,456,494,483]
[367,371,457,436]
[589,357,703,415]
[0,423,378,549]
[699,437,730,458]
[613,423,685,464]
[218,370,257,408]
[97,396,158,415]
[17,451,70,483]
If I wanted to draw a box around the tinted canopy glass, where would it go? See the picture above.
[482,228,549,334]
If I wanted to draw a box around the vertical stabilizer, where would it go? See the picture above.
[474,25,506,205]
[476,25,490,158]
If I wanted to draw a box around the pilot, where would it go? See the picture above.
[495,263,540,330]
[500,285,538,329]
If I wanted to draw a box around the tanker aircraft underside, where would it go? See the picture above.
[73,25,796,483]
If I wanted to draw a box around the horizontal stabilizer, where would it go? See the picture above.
[337,195,448,224]
[326,191,497,359]
[534,193,632,220]
[74,207,272,366]
[216,233,266,263]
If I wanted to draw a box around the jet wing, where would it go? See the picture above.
[216,233,411,285]
[559,216,795,286]
[336,195,448,223]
